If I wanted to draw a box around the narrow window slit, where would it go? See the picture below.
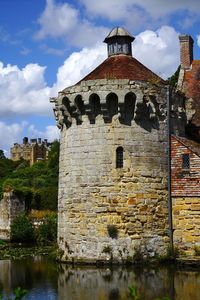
[116,147,123,168]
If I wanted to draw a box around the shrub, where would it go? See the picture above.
[38,215,57,242]
[11,214,35,243]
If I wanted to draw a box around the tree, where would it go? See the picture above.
[1,141,60,210]
[0,150,6,159]
[168,65,180,87]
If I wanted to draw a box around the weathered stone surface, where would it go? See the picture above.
[53,79,175,263]
[173,197,200,255]
[0,191,25,240]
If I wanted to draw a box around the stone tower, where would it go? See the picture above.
[52,27,184,263]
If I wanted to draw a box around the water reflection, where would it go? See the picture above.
[0,258,200,300]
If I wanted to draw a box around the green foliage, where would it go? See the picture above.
[129,286,140,299]
[128,285,169,300]
[12,287,28,300]
[0,150,6,160]
[0,140,59,211]
[11,214,35,243]
[48,140,59,172]
[38,215,57,242]
[167,65,180,87]
[0,287,28,300]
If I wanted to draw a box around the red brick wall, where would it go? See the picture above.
[179,35,193,70]
[171,136,200,196]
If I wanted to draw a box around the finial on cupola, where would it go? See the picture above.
[103,27,135,57]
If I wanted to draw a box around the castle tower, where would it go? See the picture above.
[52,27,184,263]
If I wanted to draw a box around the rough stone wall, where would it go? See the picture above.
[54,79,185,263]
[173,197,200,255]
[0,191,25,240]
[56,80,172,262]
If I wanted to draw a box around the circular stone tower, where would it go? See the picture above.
[52,27,172,263]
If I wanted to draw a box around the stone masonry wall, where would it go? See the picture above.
[55,79,172,263]
[173,197,200,255]
[0,191,25,240]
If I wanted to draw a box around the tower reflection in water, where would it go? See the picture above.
[0,258,200,300]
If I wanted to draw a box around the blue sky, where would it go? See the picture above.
[1,0,200,156]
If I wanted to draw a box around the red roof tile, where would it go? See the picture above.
[79,54,165,84]
[172,135,200,156]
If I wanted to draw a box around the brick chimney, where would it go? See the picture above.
[179,35,194,70]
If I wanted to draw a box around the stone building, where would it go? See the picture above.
[171,35,200,255]
[52,27,185,262]
[10,137,50,166]
[171,135,200,255]
[177,35,200,141]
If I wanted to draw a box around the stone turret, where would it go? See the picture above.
[104,27,134,56]
[52,27,186,263]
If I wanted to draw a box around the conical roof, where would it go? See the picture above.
[78,55,165,83]
[104,27,134,43]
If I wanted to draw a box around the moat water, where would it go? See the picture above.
[0,257,200,300]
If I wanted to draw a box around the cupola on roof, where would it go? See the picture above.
[74,27,165,86]
[103,27,134,43]
[104,26,134,57]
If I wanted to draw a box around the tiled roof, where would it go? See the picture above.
[184,60,200,84]
[173,135,200,156]
[79,54,165,83]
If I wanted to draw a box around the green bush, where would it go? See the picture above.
[38,215,57,242]
[11,214,35,243]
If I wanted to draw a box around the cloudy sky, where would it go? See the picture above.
[1,0,200,156]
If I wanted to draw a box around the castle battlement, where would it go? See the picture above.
[53,79,171,130]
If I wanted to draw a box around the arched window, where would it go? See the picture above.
[75,95,85,115]
[62,97,71,113]
[106,93,118,121]
[116,147,123,168]
[74,95,85,125]
[124,92,136,125]
[89,94,101,123]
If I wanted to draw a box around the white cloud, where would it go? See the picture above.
[133,26,180,79]
[0,121,26,155]
[28,124,60,142]
[197,34,200,47]
[0,62,51,117]
[81,0,200,20]
[35,0,108,47]
[36,0,79,39]
[52,42,107,92]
